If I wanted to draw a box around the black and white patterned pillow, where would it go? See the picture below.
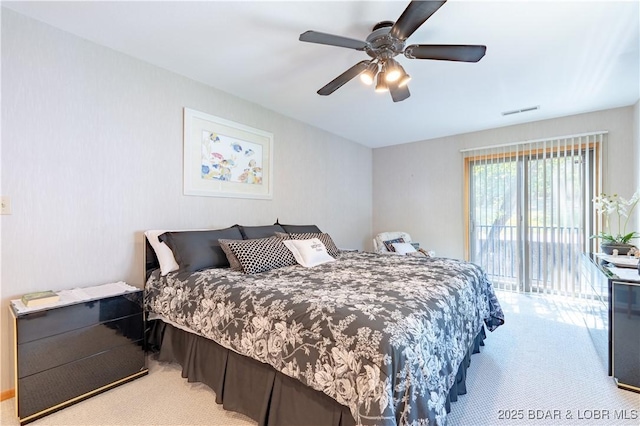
[224,236,297,274]
[383,238,405,252]
[218,239,243,271]
[280,232,341,258]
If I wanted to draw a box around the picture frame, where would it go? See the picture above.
[183,108,273,199]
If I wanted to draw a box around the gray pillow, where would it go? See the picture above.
[273,219,322,234]
[239,224,286,239]
[218,239,243,271]
[159,226,243,272]
[281,224,322,234]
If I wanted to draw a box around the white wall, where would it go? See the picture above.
[373,106,637,259]
[0,9,372,392]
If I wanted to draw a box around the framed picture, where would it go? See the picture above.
[183,108,273,199]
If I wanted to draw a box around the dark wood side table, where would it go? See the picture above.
[10,283,148,424]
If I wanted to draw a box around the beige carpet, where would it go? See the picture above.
[447,291,639,425]
[1,291,638,426]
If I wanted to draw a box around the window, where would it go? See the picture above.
[463,133,605,295]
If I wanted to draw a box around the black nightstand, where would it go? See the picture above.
[10,283,148,424]
[582,254,640,393]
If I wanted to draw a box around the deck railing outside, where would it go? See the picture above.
[474,224,584,295]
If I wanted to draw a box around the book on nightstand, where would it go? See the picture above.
[21,290,60,307]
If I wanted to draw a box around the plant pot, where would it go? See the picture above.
[600,242,636,255]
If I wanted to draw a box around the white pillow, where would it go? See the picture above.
[283,238,336,268]
[392,242,417,255]
[144,230,180,276]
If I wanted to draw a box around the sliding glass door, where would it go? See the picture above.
[464,134,603,296]
[468,156,522,291]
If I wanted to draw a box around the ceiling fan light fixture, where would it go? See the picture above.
[375,71,388,92]
[384,58,403,82]
[299,0,486,102]
[360,62,378,85]
[398,73,412,87]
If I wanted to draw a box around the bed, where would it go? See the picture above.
[143,224,504,426]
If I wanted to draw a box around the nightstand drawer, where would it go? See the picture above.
[17,293,143,344]
[17,341,145,419]
[18,313,144,378]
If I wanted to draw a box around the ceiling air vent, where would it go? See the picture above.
[502,105,540,116]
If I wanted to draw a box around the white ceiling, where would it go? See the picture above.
[3,0,639,148]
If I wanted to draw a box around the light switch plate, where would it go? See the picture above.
[1,196,11,215]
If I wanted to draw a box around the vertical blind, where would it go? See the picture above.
[462,132,606,296]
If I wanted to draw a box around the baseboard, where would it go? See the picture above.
[1,388,15,401]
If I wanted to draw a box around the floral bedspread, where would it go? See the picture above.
[145,252,504,425]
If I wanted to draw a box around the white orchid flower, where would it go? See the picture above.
[591,189,640,244]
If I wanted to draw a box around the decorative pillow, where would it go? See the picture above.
[392,242,417,255]
[145,230,180,276]
[159,226,244,272]
[283,224,323,233]
[417,248,435,258]
[218,239,243,271]
[277,232,340,258]
[239,224,286,240]
[283,238,336,268]
[383,238,405,252]
[223,236,297,274]
[274,219,322,234]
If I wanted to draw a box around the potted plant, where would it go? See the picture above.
[592,189,640,255]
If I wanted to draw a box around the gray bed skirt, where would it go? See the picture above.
[147,320,486,425]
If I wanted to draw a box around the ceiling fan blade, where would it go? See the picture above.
[390,1,447,41]
[299,30,368,50]
[317,61,371,96]
[404,44,487,62]
[389,82,411,103]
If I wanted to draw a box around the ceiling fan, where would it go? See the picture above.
[299,0,486,102]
